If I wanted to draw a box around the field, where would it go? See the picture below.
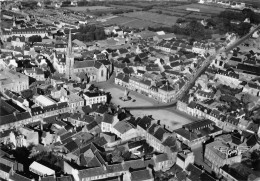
[171,3,225,14]
[109,5,142,11]
[123,11,179,26]
[103,16,161,29]
[65,6,114,12]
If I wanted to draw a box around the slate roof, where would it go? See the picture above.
[131,169,153,181]
[137,116,153,130]
[102,113,114,124]
[9,172,32,181]
[64,140,79,153]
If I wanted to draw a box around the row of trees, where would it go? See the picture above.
[71,25,106,42]
[148,20,211,41]
[206,9,260,36]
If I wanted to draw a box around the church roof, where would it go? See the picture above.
[74,60,95,68]
[74,60,103,69]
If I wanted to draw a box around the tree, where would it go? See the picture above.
[28,35,42,43]
[176,18,186,24]
[241,94,252,105]
[21,89,34,99]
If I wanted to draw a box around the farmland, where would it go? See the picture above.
[102,16,161,29]
[171,3,225,15]
[65,6,114,12]
[123,11,179,26]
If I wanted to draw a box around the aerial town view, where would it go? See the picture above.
[0,0,260,180]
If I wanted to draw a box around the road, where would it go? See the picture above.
[123,25,260,110]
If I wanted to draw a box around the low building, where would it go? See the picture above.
[29,161,55,177]
[35,95,57,107]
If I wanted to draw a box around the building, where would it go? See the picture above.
[65,30,75,79]
[60,93,84,111]
[24,67,45,81]
[29,161,55,177]
[131,169,154,181]
[112,120,137,141]
[174,120,222,148]
[35,95,57,107]
[0,70,29,93]
[83,92,107,106]
[204,134,250,174]
[215,69,241,87]
[3,28,48,39]
[176,150,195,170]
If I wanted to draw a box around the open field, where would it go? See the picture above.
[109,5,142,10]
[65,6,114,11]
[171,3,225,14]
[123,11,178,26]
[103,16,161,29]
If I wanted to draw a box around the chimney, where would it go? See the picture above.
[240,135,244,143]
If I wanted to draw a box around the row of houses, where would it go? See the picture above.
[115,74,181,103]
[177,100,249,132]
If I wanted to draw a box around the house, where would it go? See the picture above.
[130,169,154,181]
[215,69,241,87]
[176,150,195,170]
[0,70,29,93]
[112,120,137,141]
[11,36,26,47]
[16,127,39,147]
[242,82,260,96]
[204,137,245,174]
[24,67,45,81]
[60,91,84,111]
[0,162,12,180]
[83,92,107,106]
[101,113,118,133]
[174,120,222,148]
[195,90,214,101]
[186,164,217,181]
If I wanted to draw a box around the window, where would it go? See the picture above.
[101,70,104,77]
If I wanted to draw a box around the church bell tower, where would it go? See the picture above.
[65,30,74,79]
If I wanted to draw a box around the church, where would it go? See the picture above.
[52,31,111,82]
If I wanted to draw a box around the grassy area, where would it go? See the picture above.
[103,16,162,29]
[1,19,13,29]
[123,11,178,26]
[65,6,114,12]
[172,3,225,14]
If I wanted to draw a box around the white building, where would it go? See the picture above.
[35,95,57,107]
[29,161,55,176]
[83,92,107,106]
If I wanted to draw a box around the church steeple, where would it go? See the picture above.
[65,29,74,79]
[67,29,72,57]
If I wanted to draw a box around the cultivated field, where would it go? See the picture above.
[109,5,142,11]
[65,6,114,12]
[103,16,161,29]
[171,3,225,15]
[123,11,178,26]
